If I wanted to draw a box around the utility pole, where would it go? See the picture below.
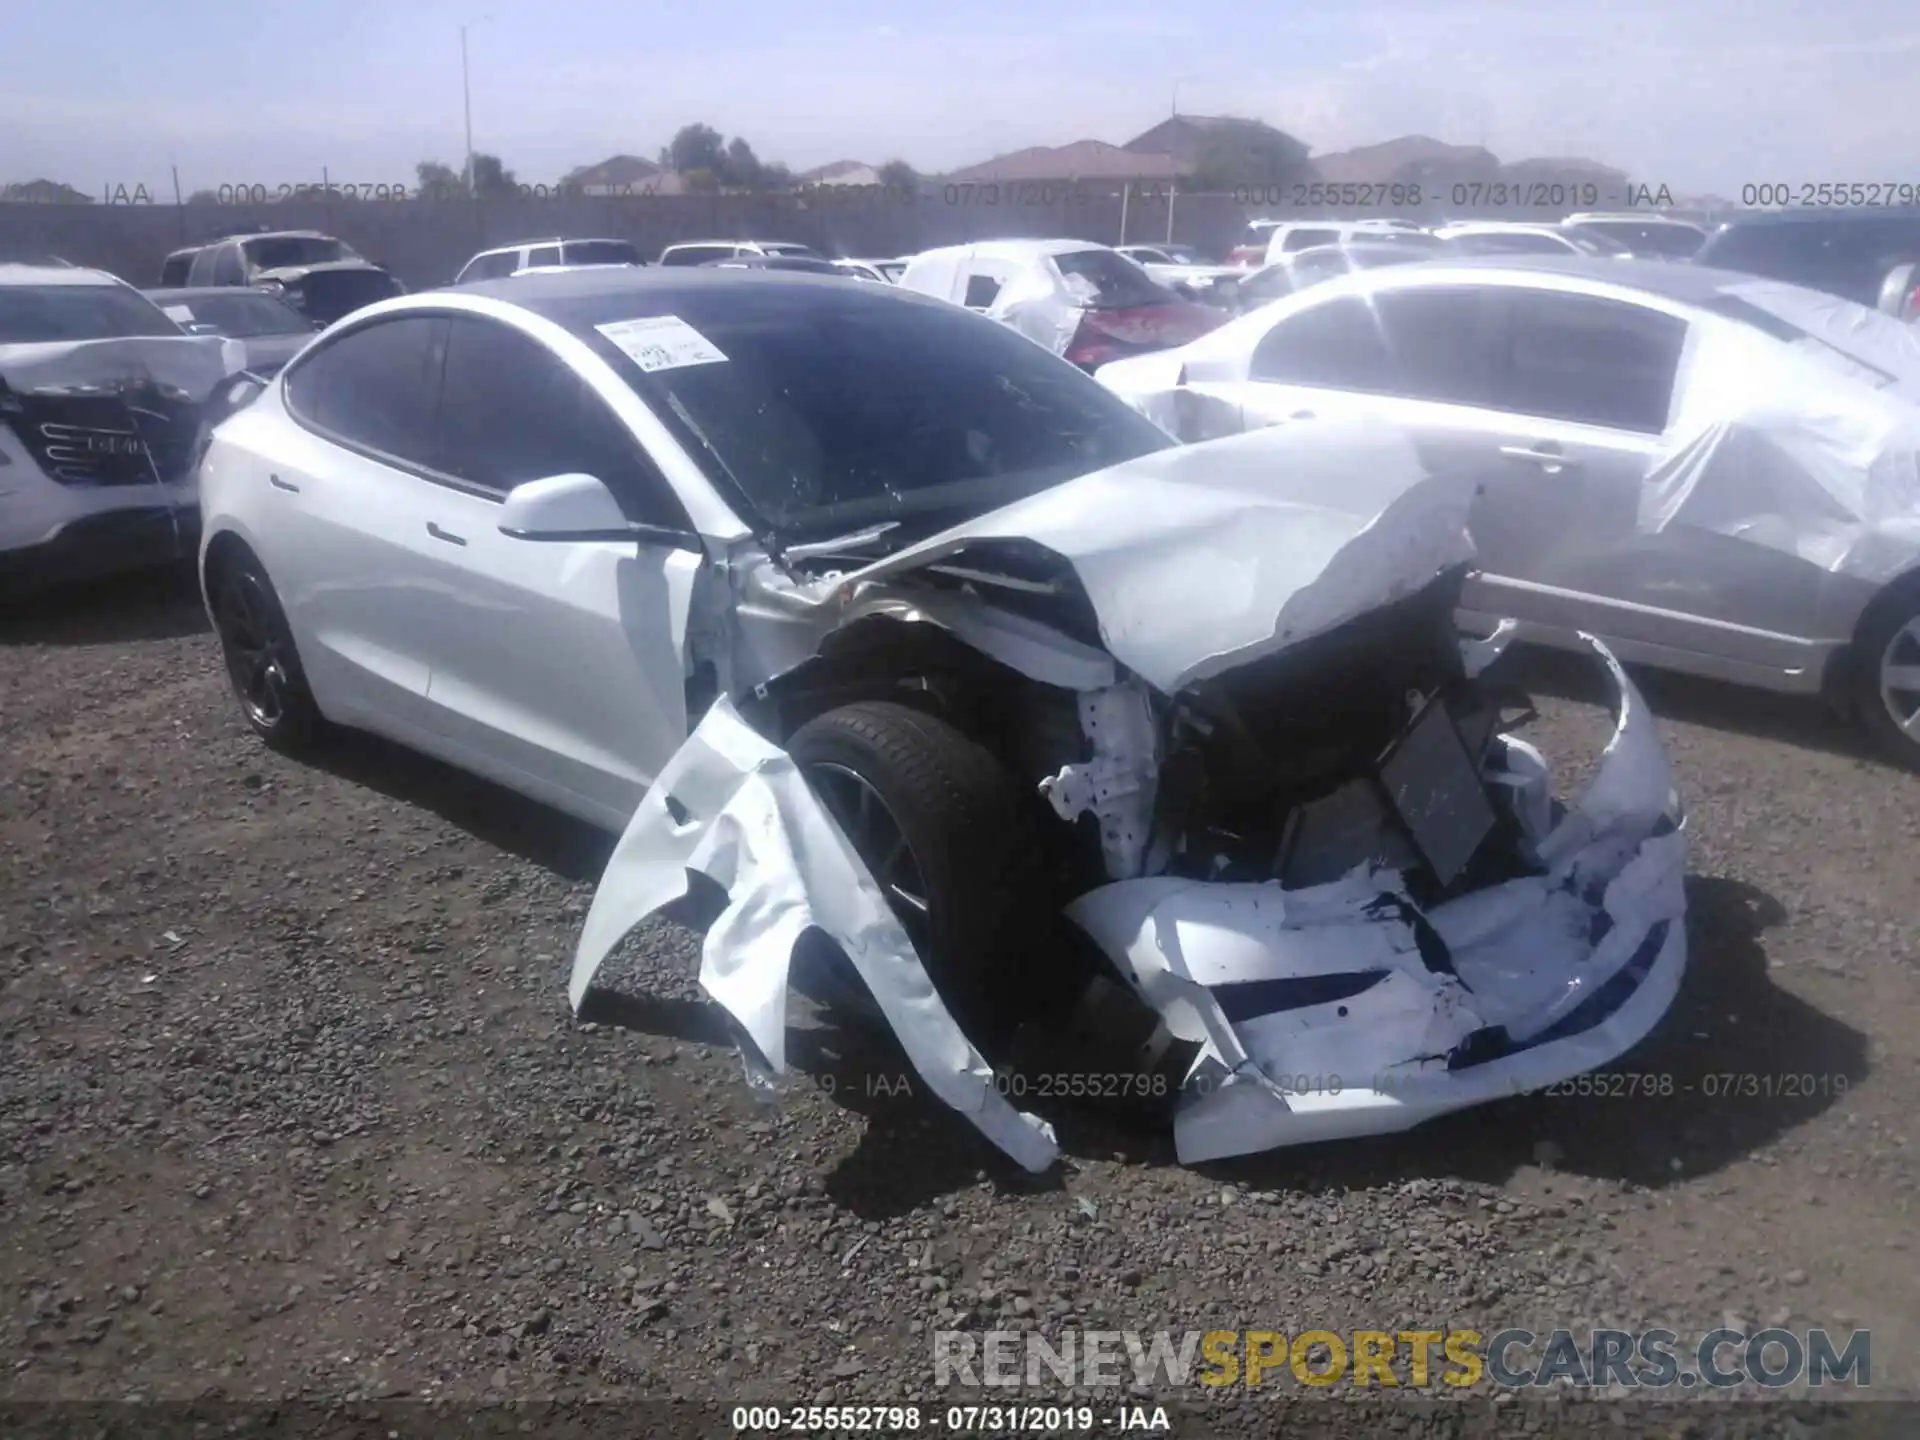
[461,17,491,194]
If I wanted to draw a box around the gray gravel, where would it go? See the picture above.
[2,569,1915,1432]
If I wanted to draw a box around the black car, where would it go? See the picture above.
[177,230,405,325]
[1692,209,1920,308]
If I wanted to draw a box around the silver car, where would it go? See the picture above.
[1096,256,1920,768]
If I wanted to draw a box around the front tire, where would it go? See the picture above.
[784,701,1045,1046]
[1852,574,1920,771]
[208,550,322,753]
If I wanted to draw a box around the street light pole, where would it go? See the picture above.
[460,16,491,194]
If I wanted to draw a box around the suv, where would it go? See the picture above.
[183,230,404,325]
[1693,209,1920,308]
[656,240,822,267]
[1,263,240,596]
[453,237,643,284]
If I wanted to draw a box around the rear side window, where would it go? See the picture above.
[460,251,519,283]
[661,245,730,267]
[1280,227,1340,252]
[211,245,247,285]
[565,240,639,266]
[526,245,562,268]
[1496,291,1686,434]
[962,274,1002,308]
[160,252,196,286]
[1249,296,1396,388]
[433,316,688,525]
[283,315,446,467]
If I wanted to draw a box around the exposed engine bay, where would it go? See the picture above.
[567,420,1690,1170]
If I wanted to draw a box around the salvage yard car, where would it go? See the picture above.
[2,262,239,596]
[453,238,643,284]
[182,229,405,326]
[897,239,1225,370]
[195,266,1689,1169]
[1095,255,1920,768]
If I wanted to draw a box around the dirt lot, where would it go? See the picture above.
[2,569,1916,1434]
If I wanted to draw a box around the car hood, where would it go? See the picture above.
[808,418,1481,695]
[253,259,390,282]
[0,333,238,399]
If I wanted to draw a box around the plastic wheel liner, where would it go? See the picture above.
[567,420,1690,1172]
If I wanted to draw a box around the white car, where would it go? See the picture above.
[832,258,908,283]
[453,238,642,284]
[1435,221,1630,259]
[1263,219,1440,266]
[656,240,822,267]
[896,239,1223,369]
[196,266,1687,1169]
[2,262,240,596]
[1095,255,1920,767]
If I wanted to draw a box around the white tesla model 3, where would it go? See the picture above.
[196,268,1688,1167]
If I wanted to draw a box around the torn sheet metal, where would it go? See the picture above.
[1065,635,1687,1165]
[570,695,1059,1173]
[986,263,1082,358]
[0,334,235,399]
[821,419,1481,696]
[1038,679,1161,880]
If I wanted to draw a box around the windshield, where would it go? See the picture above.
[761,243,823,259]
[0,284,183,343]
[160,291,308,337]
[243,235,358,270]
[574,284,1173,541]
[1051,249,1178,309]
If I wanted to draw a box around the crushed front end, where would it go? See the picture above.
[568,422,1690,1171]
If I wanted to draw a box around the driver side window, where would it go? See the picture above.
[433,316,691,529]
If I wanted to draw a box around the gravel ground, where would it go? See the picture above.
[2,568,1915,1435]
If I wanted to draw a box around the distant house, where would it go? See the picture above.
[799,160,883,187]
[1122,114,1270,166]
[1,178,92,204]
[945,140,1185,191]
[562,154,664,195]
[1311,136,1501,188]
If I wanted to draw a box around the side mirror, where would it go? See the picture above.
[497,473,703,552]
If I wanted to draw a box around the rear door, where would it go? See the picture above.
[1459,286,1686,641]
[409,314,701,825]
[267,313,452,735]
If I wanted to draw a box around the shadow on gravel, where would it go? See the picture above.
[304,728,614,882]
[0,563,208,645]
[1183,872,1870,1195]
[1507,644,1886,768]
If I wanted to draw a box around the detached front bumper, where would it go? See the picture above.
[570,637,1687,1174]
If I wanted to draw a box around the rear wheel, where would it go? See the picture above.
[784,701,1045,1046]
[1852,575,1920,771]
[208,549,322,752]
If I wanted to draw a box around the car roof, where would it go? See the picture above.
[1349,253,1780,303]
[230,230,335,242]
[451,264,944,322]
[1435,220,1564,234]
[914,238,1109,264]
[0,262,126,287]
[1709,206,1920,229]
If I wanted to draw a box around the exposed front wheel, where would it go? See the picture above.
[784,701,1045,1046]
[1852,576,1920,771]
[209,551,322,752]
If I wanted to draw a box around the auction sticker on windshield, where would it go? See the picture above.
[596,315,728,372]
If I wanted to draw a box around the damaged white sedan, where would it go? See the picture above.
[199,267,1688,1172]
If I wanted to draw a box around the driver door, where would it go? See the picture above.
[411,315,702,829]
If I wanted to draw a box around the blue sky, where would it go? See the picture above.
[5,0,1917,197]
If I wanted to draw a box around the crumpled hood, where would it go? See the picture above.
[816,418,1481,695]
[0,334,236,400]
